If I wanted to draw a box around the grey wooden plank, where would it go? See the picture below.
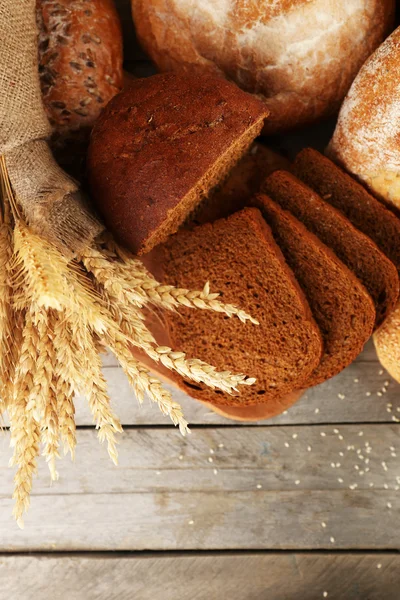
[1,553,399,600]
[76,352,400,426]
[4,344,395,427]
[0,426,399,550]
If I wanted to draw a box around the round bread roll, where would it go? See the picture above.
[37,0,123,143]
[328,27,400,211]
[131,0,394,134]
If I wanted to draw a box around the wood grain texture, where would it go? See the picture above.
[0,426,399,550]
[1,553,400,600]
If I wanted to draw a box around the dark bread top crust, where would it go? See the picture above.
[37,0,123,140]
[87,72,269,255]
[293,148,400,275]
[157,208,323,408]
[252,194,375,386]
[262,170,399,328]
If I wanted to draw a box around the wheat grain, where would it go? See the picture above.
[81,245,258,323]
[106,330,189,435]
[72,315,122,464]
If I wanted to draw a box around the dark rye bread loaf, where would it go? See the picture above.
[87,72,269,255]
[293,148,400,275]
[188,143,290,227]
[157,208,323,409]
[252,194,375,386]
[262,171,399,328]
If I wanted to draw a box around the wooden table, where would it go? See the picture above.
[1,342,400,599]
[2,2,400,597]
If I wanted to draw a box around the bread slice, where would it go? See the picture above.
[293,148,400,275]
[156,208,323,409]
[87,72,269,255]
[262,170,399,328]
[251,194,376,386]
[187,143,290,226]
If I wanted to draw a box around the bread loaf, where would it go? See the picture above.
[87,72,269,255]
[131,0,394,133]
[37,0,123,143]
[262,170,399,328]
[155,208,323,408]
[252,194,376,386]
[328,27,400,210]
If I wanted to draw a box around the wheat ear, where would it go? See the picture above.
[9,310,41,528]
[81,245,258,324]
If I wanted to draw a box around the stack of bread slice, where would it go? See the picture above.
[148,148,400,418]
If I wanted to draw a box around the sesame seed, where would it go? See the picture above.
[339,452,344,457]
[331,463,336,468]
[218,443,224,448]
[333,428,339,434]
[377,392,383,397]
[208,457,213,463]
[256,484,262,489]
[369,483,374,487]
[315,408,320,414]
[336,463,341,468]
[338,435,344,440]
[338,478,344,483]
[354,378,359,383]
[387,408,392,413]
[320,432,326,437]
[387,502,392,509]
[283,411,288,415]
[385,381,390,386]
[390,446,395,451]
[358,432,364,437]
[384,484,389,490]
[365,468,370,473]
[321,522,327,528]
[338,393,345,400]
[379,370,384,375]
[307,446,312,452]
[295,480,300,485]
[188,520,194,525]
[292,433,298,439]
[377,563,382,569]
[179,455,183,460]
[355,465,359,470]
[284,442,290,448]
[382,462,388,471]
[209,449,215,454]
[366,392,371,397]
[156,471,161,475]
[330,537,335,543]
[359,471,365,476]
[323,592,328,598]
[213,469,218,475]
[365,458,370,464]
[391,453,397,458]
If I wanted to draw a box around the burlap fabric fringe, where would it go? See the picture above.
[0,0,102,256]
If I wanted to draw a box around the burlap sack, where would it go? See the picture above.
[0,0,102,255]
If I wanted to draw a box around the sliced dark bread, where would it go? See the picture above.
[262,170,399,328]
[251,194,376,386]
[87,72,269,255]
[293,148,400,275]
[157,207,323,409]
[188,143,290,226]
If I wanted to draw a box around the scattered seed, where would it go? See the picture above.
[315,408,320,414]
[292,433,298,439]
[321,522,327,528]
[188,520,194,525]
[307,446,312,452]
[377,563,382,569]
[284,442,290,448]
[330,536,335,543]
[323,592,328,598]
[295,480,300,485]
[338,478,344,483]
[379,370,384,375]
[256,484,262,489]
[213,469,218,475]
[209,449,214,454]
[218,443,224,448]
[320,432,326,437]
[354,378,359,383]
[387,502,392,509]
[208,457,213,463]
[366,392,371,397]
[358,432,364,437]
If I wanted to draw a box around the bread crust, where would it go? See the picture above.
[87,72,268,255]
[131,0,394,133]
[37,0,123,141]
[328,27,400,211]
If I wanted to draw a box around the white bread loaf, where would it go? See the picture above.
[328,27,400,211]
[131,0,394,133]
